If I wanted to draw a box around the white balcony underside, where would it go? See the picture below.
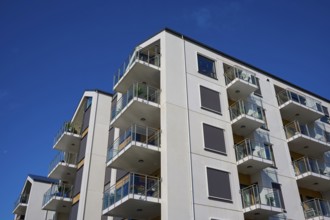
[53,132,81,153]
[287,134,330,157]
[107,143,160,175]
[227,79,258,101]
[48,163,77,183]
[237,156,273,175]
[279,101,323,123]
[42,197,72,213]
[115,61,160,93]
[111,99,160,130]
[243,204,283,219]
[296,172,330,192]
[13,203,27,215]
[232,115,264,136]
[103,195,161,219]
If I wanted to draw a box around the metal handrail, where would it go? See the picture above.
[102,173,160,210]
[111,82,160,120]
[113,47,161,87]
[293,157,330,177]
[276,89,323,113]
[107,124,160,162]
[302,199,330,218]
[234,139,274,162]
[240,184,283,209]
[14,193,29,208]
[229,100,264,121]
[53,122,79,145]
[42,184,73,206]
[48,151,77,173]
[224,66,257,86]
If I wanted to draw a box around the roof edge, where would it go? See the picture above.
[161,27,329,103]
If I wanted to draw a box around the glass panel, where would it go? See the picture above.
[198,54,216,78]
[235,139,274,162]
[229,100,264,121]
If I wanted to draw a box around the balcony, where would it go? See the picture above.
[241,185,284,219]
[107,125,160,174]
[284,121,330,157]
[224,65,258,100]
[102,173,160,219]
[235,139,275,175]
[53,122,81,152]
[229,100,265,136]
[42,183,72,213]
[277,89,324,123]
[48,151,77,183]
[293,157,330,192]
[303,199,330,219]
[111,83,160,129]
[13,194,29,215]
[113,45,161,93]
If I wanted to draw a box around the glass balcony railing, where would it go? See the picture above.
[224,66,257,86]
[235,139,274,162]
[14,193,29,208]
[48,151,77,173]
[284,121,330,143]
[303,199,330,218]
[241,185,283,209]
[103,173,160,210]
[277,89,323,113]
[113,47,161,87]
[293,157,330,177]
[111,83,160,120]
[42,184,73,206]
[107,124,160,162]
[53,122,79,145]
[229,100,265,121]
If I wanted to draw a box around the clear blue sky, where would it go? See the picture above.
[1,0,329,219]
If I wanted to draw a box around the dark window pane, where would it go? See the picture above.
[104,166,112,185]
[272,182,285,209]
[203,124,226,154]
[69,201,79,220]
[116,169,128,181]
[323,106,329,116]
[81,105,91,133]
[198,54,216,78]
[207,168,232,201]
[254,78,262,96]
[78,135,87,162]
[200,86,221,114]
[73,167,83,196]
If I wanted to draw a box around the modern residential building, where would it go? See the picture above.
[102,28,330,220]
[13,28,330,220]
[40,90,113,220]
[13,174,57,220]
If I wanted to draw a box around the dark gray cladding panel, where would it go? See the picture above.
[73,167,83,196]
[81,106,91,132]
[78,135,87,162]
[200,86,221,113]
[203,123,226,154]
[207,168,232,201]
[69,201,79,220]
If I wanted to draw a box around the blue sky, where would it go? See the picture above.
[1,0,330,219]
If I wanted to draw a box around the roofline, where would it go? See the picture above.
[144,27,329,103]
[86,89,113,97]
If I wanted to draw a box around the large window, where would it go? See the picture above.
[207,168,232,202]
[200,86,221,114]
[198,54,216,79]
[254,77,262,97]
[203,123,226,155]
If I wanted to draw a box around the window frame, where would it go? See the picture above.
[206,166,233,203]
[197,54,217,79]
[200,85,222,115]
[202,123,227,155]
[253,77,262,97]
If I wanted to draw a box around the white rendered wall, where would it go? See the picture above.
[77,92,112,220]
[25,181,55,220]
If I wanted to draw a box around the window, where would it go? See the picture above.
[254,78,262,97]
[321,106,330,124]
[200,86,221,114]
[207,168,232,202]
[203,124,226,155]
[260,108,269,130]
[272,182,285,209]
[198,54,216,79]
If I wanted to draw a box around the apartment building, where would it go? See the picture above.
[13,174,57,220]
[102,28,330,220]
[13,28,330,220]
